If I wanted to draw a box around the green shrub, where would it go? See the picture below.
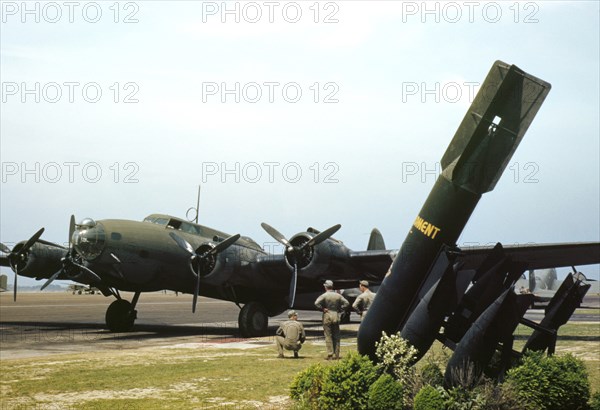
[590,391,600,410]
[445,386,488,410]
[420,362,444,387]
[375,331,418,384]
[414,381,523,410]
[414,385,446,410]
[479,380,524,410]
[505,351,590,410]
[289,362,328,409]
[319,352,378,410]
[367,373,404,410]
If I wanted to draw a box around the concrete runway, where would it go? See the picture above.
[0,292,329,360]
[1,292,598,360]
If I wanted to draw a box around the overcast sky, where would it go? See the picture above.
[1,1,599,286]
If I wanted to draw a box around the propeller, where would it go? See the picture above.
[261,222,341,308]
[170,232,240,313]
[41,215,101,291]
[1,227,45,301]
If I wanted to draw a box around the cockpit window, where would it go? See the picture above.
[180,222,201,235]
[143,215,232,240]
[143,216,169,226]
[167,219,182,230]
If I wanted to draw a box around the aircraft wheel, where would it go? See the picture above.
[239,302,268,338]
[105,299,137,332]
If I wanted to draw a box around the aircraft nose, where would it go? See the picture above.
[72,219,106,260]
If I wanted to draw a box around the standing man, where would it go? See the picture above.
[352,280,375,322]
[315,280,350,360]
[275,310,306,358]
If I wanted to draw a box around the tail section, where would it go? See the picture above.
[367,228,386,251]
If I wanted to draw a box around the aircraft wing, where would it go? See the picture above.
[251,241,598,294]
[253,249,395,290]
[347,250,396,281]
[458,242,600,270]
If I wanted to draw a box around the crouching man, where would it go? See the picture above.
[276,310,306,358]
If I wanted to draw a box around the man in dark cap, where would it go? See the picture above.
[352,280,375,322]
[275,310,306,358]
[314,280,349,360]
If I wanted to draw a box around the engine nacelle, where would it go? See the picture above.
[198,241,265,286]
[11,242,65,280]
[285,232,349,278]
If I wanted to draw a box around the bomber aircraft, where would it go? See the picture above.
[515,268,598,305]
[0,214,394,336]
[1,62,599,380]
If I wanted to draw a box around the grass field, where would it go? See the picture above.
[1,321,598,409]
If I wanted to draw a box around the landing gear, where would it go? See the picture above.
[238,302,269,337]
[105,292,140,332]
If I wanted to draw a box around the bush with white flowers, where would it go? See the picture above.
[375,331,418,384]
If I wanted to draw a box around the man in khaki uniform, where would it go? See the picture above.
[276,310,306,358]
[314,280,350,360]
[352,280,375,322]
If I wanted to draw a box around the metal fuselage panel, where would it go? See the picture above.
[85,219,263,294]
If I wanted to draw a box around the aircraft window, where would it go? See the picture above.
[143,217,155,223]
[167,219,182,230]
[180,222,201,235]
[153,218,169,226]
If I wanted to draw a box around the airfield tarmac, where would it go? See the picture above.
[0,292,333,360]
[1,292,598,360]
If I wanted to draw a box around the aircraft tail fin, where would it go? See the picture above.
[367,228,386,251]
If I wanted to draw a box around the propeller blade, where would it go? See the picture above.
[192,270,201,313]
[19,228,45,256]
[41,269,63,291]
[110,253,122,263]
[0,243,11,254]
[0,256,9,267]
[169,232,195,255]
[13,269,18,302]
[303,224,341,248]
[261,223,291,247]
[69,215,76,245]
[208,234,241,256]
[71,262,102,282]
[289,263,298,308]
